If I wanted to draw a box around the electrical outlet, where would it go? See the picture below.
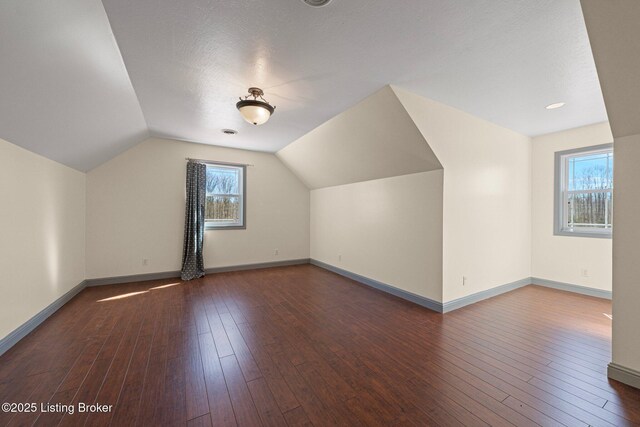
[581,268,589,277]
[462,276,467,286]
[142,258,149,266]
[338,254,342,262]
[274,249,279,255]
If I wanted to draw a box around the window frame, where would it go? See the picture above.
[204,162,247,230]
[554,143,613,238]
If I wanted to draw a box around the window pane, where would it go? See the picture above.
[556,146,613,236]
[568,152,613,191]
[204,164,244,228]
[206,166,239,194]
[205,195,240,223]
[567,191,612,229]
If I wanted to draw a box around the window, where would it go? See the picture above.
[205,163,246,229]
[555,144,613,238]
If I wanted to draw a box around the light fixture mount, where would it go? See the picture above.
[302,0,332,7]
[546,102,566,110]
[236,87,276,125]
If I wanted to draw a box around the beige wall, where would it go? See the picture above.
[393,86,532,303]
[86,138,310,279]
[277,86,441,189]
[311,171,444,302]
[0,138,85,339]
[581,0,640,383]
[611,133,640,373]
[531,123,613,291]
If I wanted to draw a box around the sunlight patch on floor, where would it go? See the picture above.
[97,282,183,302]
[97,291,148,302]
[149,282,181,290]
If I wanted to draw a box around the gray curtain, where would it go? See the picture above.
[181,161,206,280]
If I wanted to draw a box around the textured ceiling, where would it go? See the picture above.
[1,0,607,170]
[0,0,148,171]
[102,0,606,154]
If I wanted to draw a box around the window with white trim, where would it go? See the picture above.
[205,163,246,229]
[555,145,613,237]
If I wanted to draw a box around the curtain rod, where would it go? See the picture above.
[185,158,253,167]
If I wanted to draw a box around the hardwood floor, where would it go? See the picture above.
[0,264,638,426]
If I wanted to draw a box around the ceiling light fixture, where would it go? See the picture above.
[302,0,333,6]
[236,87,276,125]
[546,102,566,110]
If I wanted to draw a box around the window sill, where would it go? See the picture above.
[554,230,612,239]
[205,225,246,230]
[204,225,247,231]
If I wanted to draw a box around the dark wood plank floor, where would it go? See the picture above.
[0,264,638,426]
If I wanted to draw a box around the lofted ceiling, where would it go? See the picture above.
[1,0,607,171]
[0,0,148,171]
[277,86,442,189]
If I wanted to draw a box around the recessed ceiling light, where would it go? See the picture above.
[546,102,566,110]
[302,0,332,7]
[221,129,238,135]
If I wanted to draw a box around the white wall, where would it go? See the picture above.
[531,123,613,291]
[393,86,532,303]
[311,171,444,302]
[0,137,85,339]
[611,133,640,375]
[86,138,310,279]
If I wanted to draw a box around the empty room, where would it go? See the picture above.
[1,0,640,425]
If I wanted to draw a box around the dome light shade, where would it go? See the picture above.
[236,87,275,125]
[302,0,332,6]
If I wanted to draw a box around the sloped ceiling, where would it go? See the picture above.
[101,0,605,152]
[580,0,640,138]
[2,0,607,171]
[0,0,148,171]
[276,86,442,189]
